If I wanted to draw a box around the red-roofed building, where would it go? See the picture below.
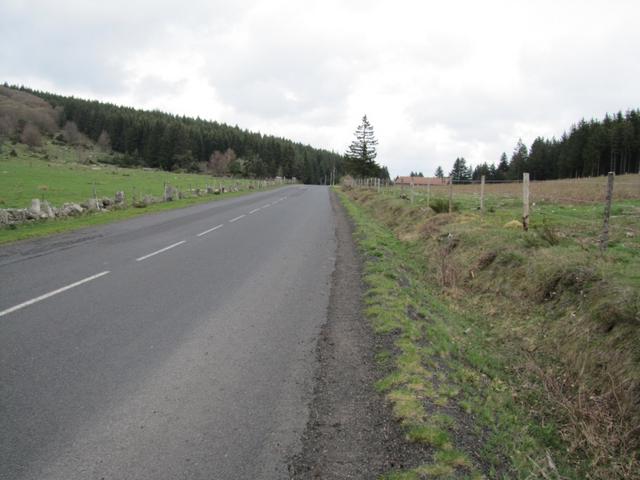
[394,176,450,186]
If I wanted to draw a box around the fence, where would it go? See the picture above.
[348,173,640,252]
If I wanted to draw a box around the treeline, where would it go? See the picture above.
[450,110,640,183]
[9,85,344,184]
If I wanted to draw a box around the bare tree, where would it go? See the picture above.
[21,123,42,148]
[97,130,111,152]
[208,148,236,175]
[0,115,14,137]
[63,121,81,145]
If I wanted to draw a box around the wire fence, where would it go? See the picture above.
[346,174,640,250]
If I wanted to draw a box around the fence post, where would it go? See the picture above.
[522,172,530,231]
[480,175,485,212]
[448,179,453,213]
[426,183,431,209]
[599,172,615,252]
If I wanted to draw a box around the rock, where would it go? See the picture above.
[213,189,221,195]
[25,208,39,220]
[86,198,100,211]
[102,197,113,207]
[30,199,41,215]
[163,185,178,201]
[143,195,155,206]
[0,210,9,225]
[41,201,54,218]
[62,203,84,216]
[206,186,215,194]
[115,191,125,204]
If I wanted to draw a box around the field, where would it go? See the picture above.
[0,140,276,244]
[339,176,640,479]
[0,141,259,208]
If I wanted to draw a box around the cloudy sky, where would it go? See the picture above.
[2,0,639,177]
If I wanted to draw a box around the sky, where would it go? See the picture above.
[2,0,639,177]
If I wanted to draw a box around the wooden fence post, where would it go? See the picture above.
[427,183,431,209]
[599,172,615,252]
[522,172,530,231]
[480,175,485,212]
[410,181,415,204]
[448,179,453,213]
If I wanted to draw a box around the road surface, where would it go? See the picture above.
[0,186,336,480]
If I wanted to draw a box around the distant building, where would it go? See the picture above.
[394,176,450,186]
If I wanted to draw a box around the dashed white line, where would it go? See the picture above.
[262,203,272,209]
[197,224,223,237]
[0,271,111,318]
[136,241,186,262]
[249,208,261,214]
[229,214,246,223]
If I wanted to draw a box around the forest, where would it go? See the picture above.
[448,110,640,183]
[2,84,344,184]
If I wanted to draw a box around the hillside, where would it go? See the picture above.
[0,85,344,184]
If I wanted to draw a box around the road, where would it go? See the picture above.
[0,186,336,480]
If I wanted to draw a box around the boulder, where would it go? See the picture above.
[30,199,41,215]
[0,210,9,225]
[41,201,55,218]
[163,185,178,201]
[115,191,125,204]
[62,203,84,216]
[102,197,113,207]
[86,198,100,211]
[206,186,215,194]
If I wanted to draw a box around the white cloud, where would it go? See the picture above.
[1,0,639,177]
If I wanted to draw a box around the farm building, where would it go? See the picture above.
[394,176,450,186]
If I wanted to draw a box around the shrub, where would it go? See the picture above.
[430,197,459,214]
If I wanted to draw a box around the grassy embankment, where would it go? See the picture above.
[0,140,273,244]
[338,176,639,479]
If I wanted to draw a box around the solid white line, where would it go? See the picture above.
[249,208,261,214]
[196,224,223,237]
[262,203,272,208]
[136,241,186,262]
[0,271,111,318]
[229,214,246,223]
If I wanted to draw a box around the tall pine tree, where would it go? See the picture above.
[345,115,381,177]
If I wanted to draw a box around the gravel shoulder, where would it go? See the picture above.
[289,191,425,479]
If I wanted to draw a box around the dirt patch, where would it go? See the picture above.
[289,190,426,478]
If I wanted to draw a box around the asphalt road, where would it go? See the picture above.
[0,186,336,480]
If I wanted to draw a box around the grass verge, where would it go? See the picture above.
[0,140,279,244]
[338,187,639,479]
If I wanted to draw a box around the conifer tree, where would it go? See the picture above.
[449,157,472,183]
[345,115,380,177]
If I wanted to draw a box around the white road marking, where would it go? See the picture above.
[229,214,246,223]
[0,271,111,318]
[262,203,272,208]
[136,241,186,262]
[197,224,223,237]
[249,208,261,214]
